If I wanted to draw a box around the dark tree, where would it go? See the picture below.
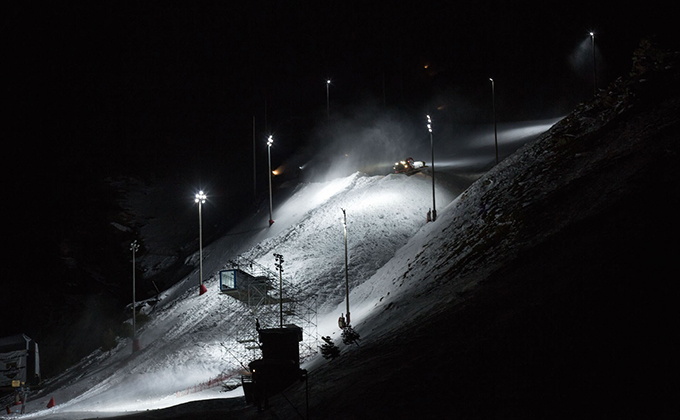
[341,326,361,346]
[320,336,340,360]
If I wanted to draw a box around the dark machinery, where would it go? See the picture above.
[0,334,40,391]
[242,325,307,411]
[393,157,427,175]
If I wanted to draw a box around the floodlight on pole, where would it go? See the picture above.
[267,136,275,226]
[326,79,331,119]
[490,78,499,165]
[427,115,437,222]
[590,31,597,95]
[130,240,140,352]
[341,208,350,325]
[195,190,208,295]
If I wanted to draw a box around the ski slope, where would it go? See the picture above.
[8,51,678,418]
[17,169,458,418]
[11,116,566,418]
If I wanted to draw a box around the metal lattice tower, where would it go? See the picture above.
[217,255,319,369]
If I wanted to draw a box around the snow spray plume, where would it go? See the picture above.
[467,118,562,149]
[66,361,219,412]
[427,84,490,126]
[303,105,425,181]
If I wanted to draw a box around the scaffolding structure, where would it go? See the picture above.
[218,255,318,369]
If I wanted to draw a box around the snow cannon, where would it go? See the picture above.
[393,157,426,175]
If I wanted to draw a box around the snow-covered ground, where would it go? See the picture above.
[7,119,560,419]
[14,171,460,418]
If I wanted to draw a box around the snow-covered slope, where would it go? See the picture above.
[11,42,679,420]
[16,168,457,418]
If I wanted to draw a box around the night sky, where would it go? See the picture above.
[2,1,676,337]
[6,2,675,172]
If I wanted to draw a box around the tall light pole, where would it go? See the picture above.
[427,115,437,222]
[130,240,140,352]
[195,190,207,295]
[253,116,257,199]
[326,79,331,119]
[490,78,499,165]
[274,253,284,328]
[590,32,597,95]
[267,135,274,226]
[341,208,350,325]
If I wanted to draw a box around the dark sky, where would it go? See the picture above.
[4,1,674,212]
[2,1,676,323]
[6,1,675,176]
